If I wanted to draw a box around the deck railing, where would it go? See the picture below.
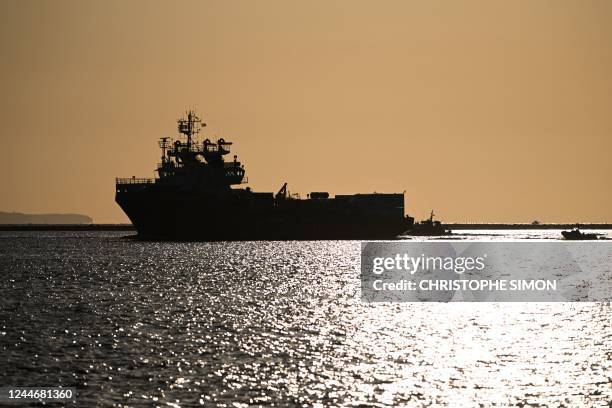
[116,177,155,185]
[116,176,248,186]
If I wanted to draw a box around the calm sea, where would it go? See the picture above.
[0,231,610,406]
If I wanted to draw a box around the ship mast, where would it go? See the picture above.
[159,137,170,164]
[177,110,205,148]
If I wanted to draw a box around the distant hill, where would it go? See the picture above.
[0,211,93,224]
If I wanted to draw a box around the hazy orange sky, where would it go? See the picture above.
[1,0,611,223]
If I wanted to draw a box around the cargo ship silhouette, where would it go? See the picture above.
[115,111,415,240]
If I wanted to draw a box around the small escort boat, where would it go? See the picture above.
[404,210,451,236]
[561,228,599,240]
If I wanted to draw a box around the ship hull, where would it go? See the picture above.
[116,189,411,241]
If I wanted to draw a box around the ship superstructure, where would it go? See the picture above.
[116,110,413,240]
[148,111,246,190]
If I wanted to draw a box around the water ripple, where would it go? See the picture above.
[0,232,610,406]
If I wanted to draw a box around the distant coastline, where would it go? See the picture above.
[446,223,612,230]
[0,224,132,231]
[0,223,610,231]
[0,211,93,225]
